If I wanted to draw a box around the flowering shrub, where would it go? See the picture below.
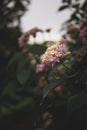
[1,0,87,129]
[3,22,87,129]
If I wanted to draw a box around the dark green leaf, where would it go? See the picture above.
[17,69,30,85]
[67,93,87,113]
[58,5,69,11]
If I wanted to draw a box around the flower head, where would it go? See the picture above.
[36,63,45,72]
[41,40,66,66]
[36,40,67,73]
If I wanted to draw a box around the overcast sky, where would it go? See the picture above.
[21,0,71,43]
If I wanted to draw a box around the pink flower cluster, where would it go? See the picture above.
[36,40,66,72]
[79,26,87,44]
[18,27,43,47]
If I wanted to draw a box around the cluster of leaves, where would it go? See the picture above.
[0,42,49,129]
[0,0,30,98]
[0,0,30,54]
[0,0,30,59]
[58,0,87,25]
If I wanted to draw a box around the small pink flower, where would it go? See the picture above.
[57,44,64,51]
[42,111,52,120]
[54,86,63,95]
[56,44,66,57]
[36,63,45,72]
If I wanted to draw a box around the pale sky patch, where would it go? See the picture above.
[21,0,71,43]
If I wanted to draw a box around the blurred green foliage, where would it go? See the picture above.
[0,0,30,84]
[58,0,87,28]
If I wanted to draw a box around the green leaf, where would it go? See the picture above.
[17,69,30,85]
[41,82,59,104]
[7,52,25,67]
[72,3,79,8]
[0,97,33,118]
[58,5,69,11]
[29,44,46,55]
[67,93,87,113]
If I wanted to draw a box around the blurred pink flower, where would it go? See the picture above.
[56,44,66,57]
[54,86,63,95]
[79,26,87,44]
[18,27,43,47]
[42,111,52,120]
[36,63,45,72]
[18,32,29,47]
[29,27,43,37]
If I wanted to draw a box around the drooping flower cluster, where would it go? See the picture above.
[41,42,65,65]
[36,40,67,72]
[18,27,43,47]
[79,26,87,44]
